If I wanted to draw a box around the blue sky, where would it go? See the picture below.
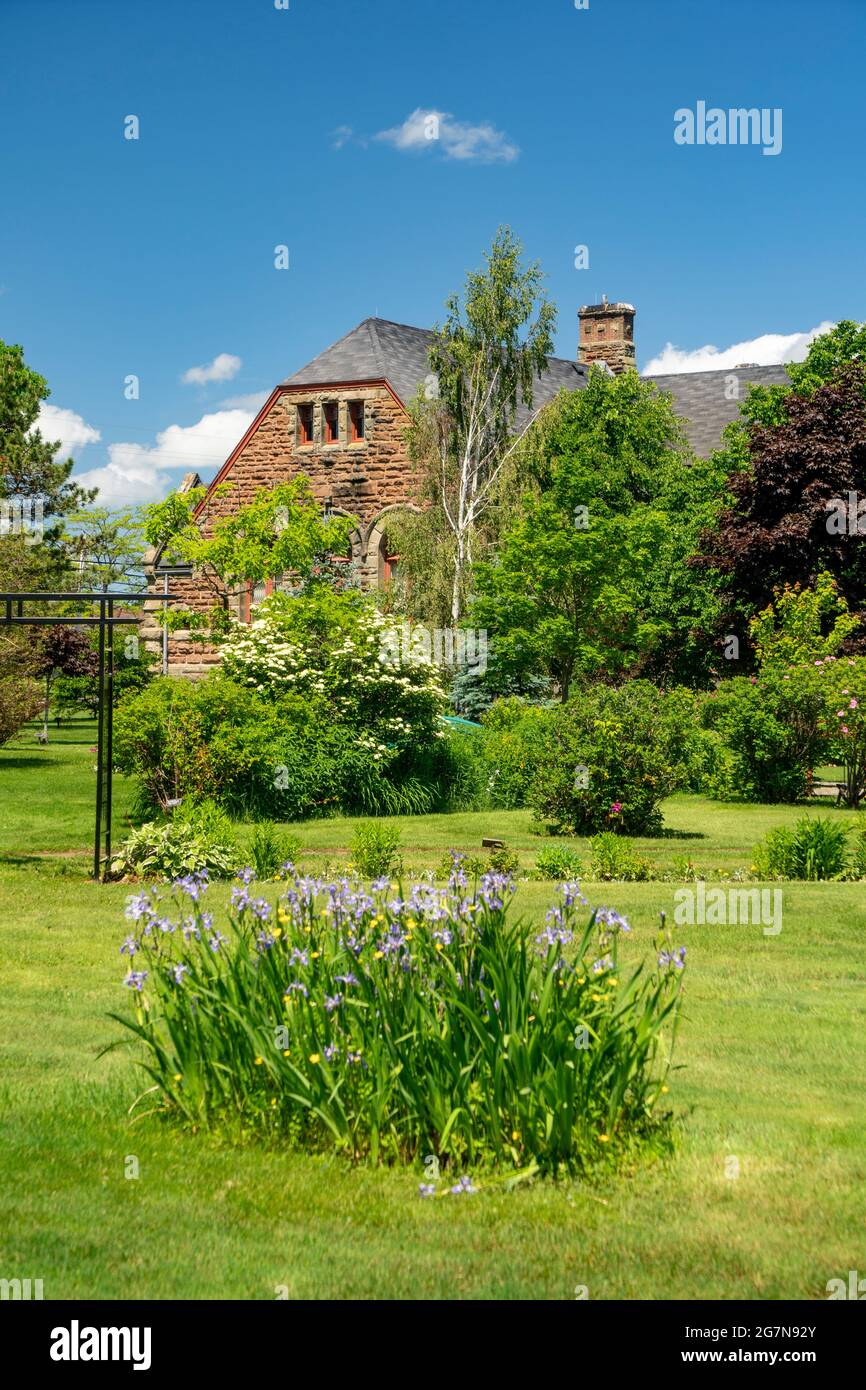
[2,0,864,504]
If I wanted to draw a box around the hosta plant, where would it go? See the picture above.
[109,819,239,881]
[112,860,686,1177]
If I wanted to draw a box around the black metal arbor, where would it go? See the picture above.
[1,590,177,880]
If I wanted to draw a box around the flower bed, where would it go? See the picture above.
[114,860,685,1177]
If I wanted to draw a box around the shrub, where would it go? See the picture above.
[250,822,302,881]
[349,821,403,879]
[751,815,850,881]
[113,675,415,821]
[437,850,486,880]
[589,833,656,882]
[109,815,240,881]
[114,868,686,1174]
[478,698,553,809]
[487,847,520,876]
[436,848,520,880]
[534,845,584,881]
[702,669,825,803]
[530,682,685,835]
[220,589,446,762]
[0,630,41,745]
[817,655,866,808]
[428,727,489,812]
[846,826,866,880]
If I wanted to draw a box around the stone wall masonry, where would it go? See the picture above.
[144,383,419,677]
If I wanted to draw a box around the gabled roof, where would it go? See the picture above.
[284,316,590,425]
[644,364,792,456]
[284,317,795,456]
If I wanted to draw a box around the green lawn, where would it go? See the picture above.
[1,721,865,1299]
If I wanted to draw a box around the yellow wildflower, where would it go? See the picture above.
[309,1053,320,1064]
[254,1057,264,1066]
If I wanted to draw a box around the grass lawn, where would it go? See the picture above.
[1,721,865,1299]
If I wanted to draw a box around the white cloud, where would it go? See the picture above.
[181,352,242,386]
[73,407,256,506]
[642,322,835,375]
[332,124,356,149]
[35,403,101,458]
[216,389,271,411]
[375,108,519,163]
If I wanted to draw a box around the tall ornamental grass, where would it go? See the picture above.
[112,859,685,1176]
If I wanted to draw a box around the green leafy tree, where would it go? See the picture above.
[144,478,354,636]
[0,540,54,741]
[61,507,147,591]
[52,627,156,718]
[471,367,705,697]
[0,339,96,528]
[472,497,667,700]
[34,625,98,742]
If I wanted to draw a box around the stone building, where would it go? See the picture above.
[143,301,791,676]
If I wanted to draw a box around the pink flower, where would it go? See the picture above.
[815,660,824,666]
[610,801,623,815]
[842,726,850,735]
[837,710,846,718]
[851,698,859,709]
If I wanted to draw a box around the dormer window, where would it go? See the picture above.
[349,400,365,442]
[297,403,314,445]
[323,401,339,445]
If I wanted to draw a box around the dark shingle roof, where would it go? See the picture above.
[643,364,792,455]
[284,317,589,427]
[284,317,794,456]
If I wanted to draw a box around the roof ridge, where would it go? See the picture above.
[643,362,788,380]
[366,317,385,376]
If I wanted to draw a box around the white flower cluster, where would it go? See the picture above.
[219,598,447,754]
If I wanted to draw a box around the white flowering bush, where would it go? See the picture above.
[220,590,447,767]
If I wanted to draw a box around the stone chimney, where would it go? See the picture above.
[578,297,636,374]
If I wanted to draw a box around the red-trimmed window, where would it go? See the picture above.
[348,400,365,442]
[323,401,339,444]
[297,403,314,445]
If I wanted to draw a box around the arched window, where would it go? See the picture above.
[377,532,400,587]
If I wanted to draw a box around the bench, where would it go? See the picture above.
[808,779,847,805]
